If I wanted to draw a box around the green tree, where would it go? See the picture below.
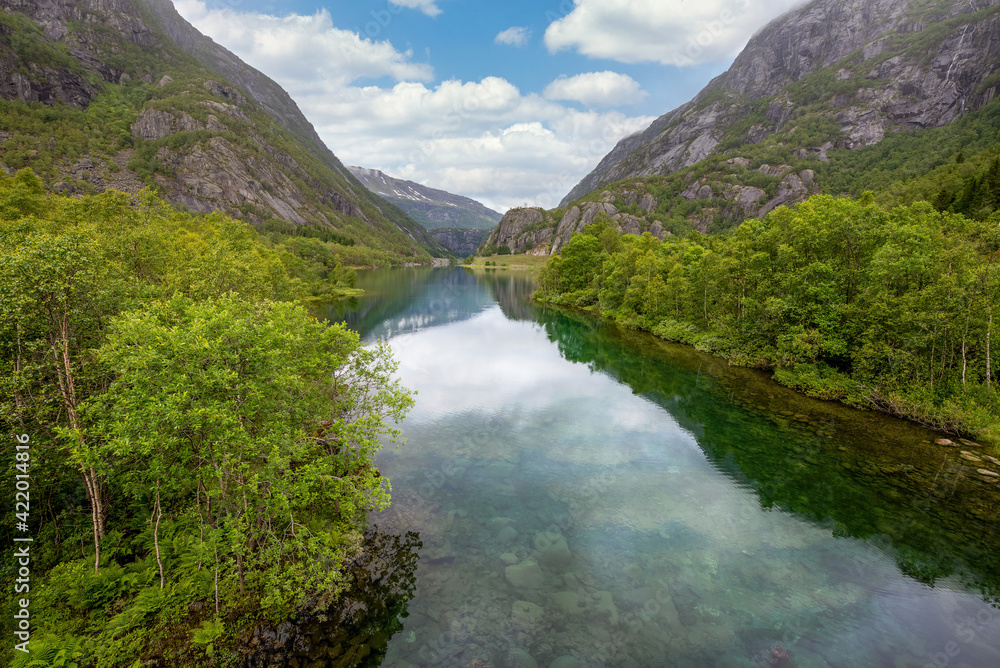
[87,294,414,619]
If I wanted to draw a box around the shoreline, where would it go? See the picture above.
[533,295,999,451]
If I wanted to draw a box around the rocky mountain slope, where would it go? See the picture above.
[427,227,490,256]
[485,0,1000,256]
[347,166,502,230]
[564,0,1000,205]
[347,166,499,254]
[0,0,448,263]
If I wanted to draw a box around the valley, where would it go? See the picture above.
[2,0,1000,666]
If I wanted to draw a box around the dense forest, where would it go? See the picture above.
[535,193,1000,442]
[0,169,414,666]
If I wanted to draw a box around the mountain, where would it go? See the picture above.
[0,0,449,263]
[347,166,502,230]
[483,0,1000,255]
[347,166,500,255]
[565,0,1000,205]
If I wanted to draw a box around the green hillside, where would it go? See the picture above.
[0,2,449,266]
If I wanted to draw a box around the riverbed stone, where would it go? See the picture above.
[497,526,519,544]
[550,656,581,668]
[535,531,572,570]
[978,468,1000,478]
[500,551,520,565]
[621,587,655,609]
[487,517,515,533]
[508,648,540,668]
[551,591,586,616]
[506,560,545,590]
[512,600,544,630]
[935,438,956,446]
[960,451,983,463]
[591,590,619,625]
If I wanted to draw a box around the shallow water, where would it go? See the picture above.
[323,267,1000,668]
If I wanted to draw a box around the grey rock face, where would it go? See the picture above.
[430,227,491,255]
[562,0,1000,205]
[482,208,554,255]
[485,198,680,256]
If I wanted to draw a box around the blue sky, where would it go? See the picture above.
[174,0,806,211]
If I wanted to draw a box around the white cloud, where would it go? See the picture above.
[495,26,532,48]
[544,0,807,66]
[172,1,656,213]
[544,71,646,107]
[389,0,442,18]
[174,1,433,86]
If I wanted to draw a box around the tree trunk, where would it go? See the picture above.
[962,310,971,392]
[153,482,164,589]
[214,545,220,616]
[988,311,993,389]
[49,309,106,573]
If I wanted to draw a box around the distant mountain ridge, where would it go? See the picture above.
[347,166,502,230]
[0,0,449,262]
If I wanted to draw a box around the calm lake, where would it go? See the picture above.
[323,267,1000,668]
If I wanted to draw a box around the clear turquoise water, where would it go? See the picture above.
[324,268,1000,668]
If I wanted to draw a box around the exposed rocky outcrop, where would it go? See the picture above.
[483,195,668,256]
[488,161,821,255]
[153,136,309,224]
[562,0,1000,205]
[482,208,556,255]
[0,58,94,108]
[131,108,225,140]
[430,227,491,256]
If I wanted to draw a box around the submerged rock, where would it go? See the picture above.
[506,560,545,590]
[500,552,520,566]
[508,648,540,668]
[497,526,519,544]
[551,591,586,617]
[550,656,581,668]
[591,590,619,625]
[486,517,515,533]
[534,531,572,570]
[511,601,544,630]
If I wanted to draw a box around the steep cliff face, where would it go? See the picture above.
[563,0,1000,205]
[429,227,491,256]
[0,0,448,261]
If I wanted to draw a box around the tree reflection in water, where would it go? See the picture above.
[247,526,421,667]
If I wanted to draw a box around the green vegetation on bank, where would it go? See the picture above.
[535,194,1000,442]
[0,170,413,666]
